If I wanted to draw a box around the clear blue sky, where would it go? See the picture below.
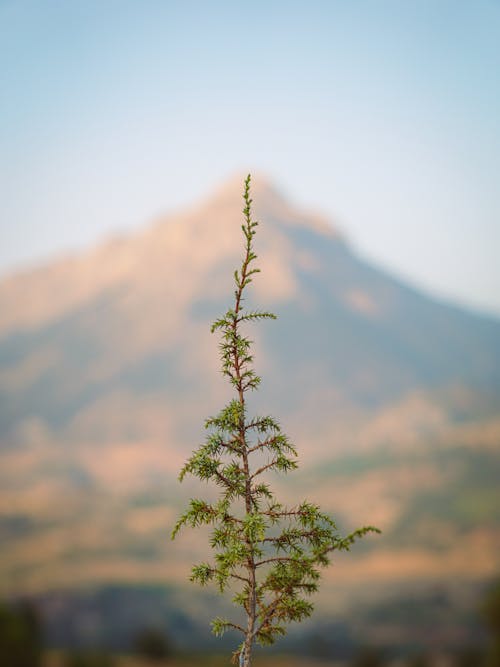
[1,0,499,315]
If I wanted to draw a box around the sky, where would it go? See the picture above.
[1,0,499,316]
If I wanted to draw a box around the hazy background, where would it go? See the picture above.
[1,0,499,314]
[1,3,500,667]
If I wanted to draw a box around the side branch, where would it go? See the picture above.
[225,622,246,634]
[209,567,251,585]
[254,556,298,567]
[250,460,280,479]
[252,594,283,639]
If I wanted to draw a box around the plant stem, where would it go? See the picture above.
[235,175,257,667]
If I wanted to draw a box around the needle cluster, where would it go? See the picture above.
[172,174,379,667]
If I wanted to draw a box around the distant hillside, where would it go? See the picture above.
[1,175,499,445]
[0,175,499,650]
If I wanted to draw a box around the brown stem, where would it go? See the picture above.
[232,182,258,667]
[254,556,298,567]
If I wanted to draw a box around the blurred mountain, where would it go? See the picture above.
[1,174,499,442]
[0,174,499,649]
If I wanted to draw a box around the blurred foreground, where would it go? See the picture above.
[3,579,500,667]
[37,647,500,667]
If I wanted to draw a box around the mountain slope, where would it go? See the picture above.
[0,174,499,621]
[1,175,499,445]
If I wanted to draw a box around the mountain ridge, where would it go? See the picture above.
[2,173,499,335]
[0,174,499,612]
[1,175,500,443]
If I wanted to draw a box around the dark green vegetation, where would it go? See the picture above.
[482,579,500,666]
[133,628,172,661]
[0,601,42,667]
[64,652,115,667]
[3,582,499,665]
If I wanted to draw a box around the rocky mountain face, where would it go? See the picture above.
[0,175,499,650]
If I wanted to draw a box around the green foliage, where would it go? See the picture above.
[483,579,500,667]
[64,652,115,667]
[455,648,486,667]
[406,654,432,667]
[483,580,500,634]
[350,647,384,667]
[0,601,42,667]
[133,627,172,661]
[172,174,379,666]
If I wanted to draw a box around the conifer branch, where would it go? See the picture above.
[172,174,379,667]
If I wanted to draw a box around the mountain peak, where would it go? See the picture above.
[198,172,340,238]
[203,172,290,211]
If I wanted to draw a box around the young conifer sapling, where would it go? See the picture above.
[172,174,379,667]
